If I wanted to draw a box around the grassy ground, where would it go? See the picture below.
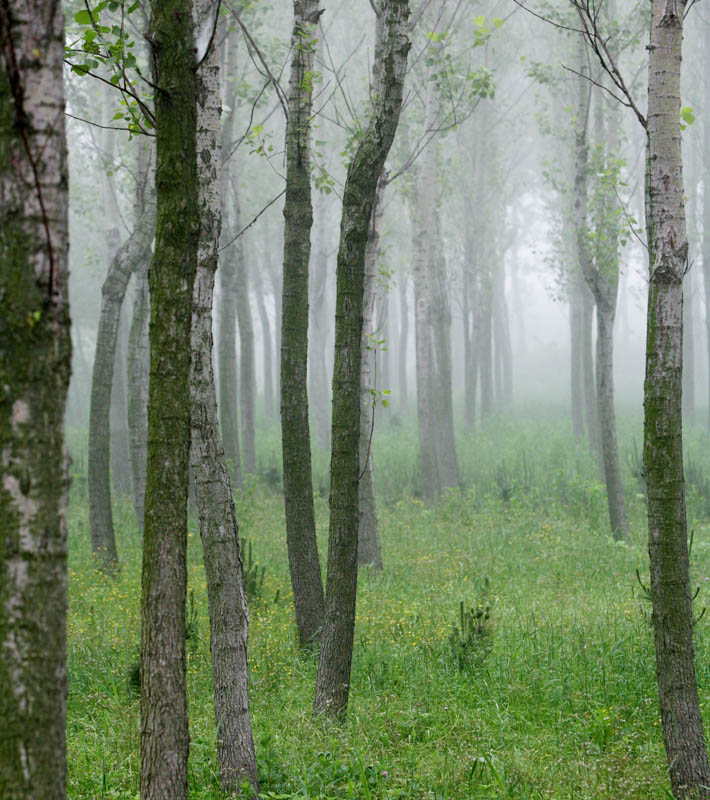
[65,415,710,799]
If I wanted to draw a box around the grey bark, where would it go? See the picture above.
[189,6,259,787]
[0,3,70,796]
[643,1,710,795]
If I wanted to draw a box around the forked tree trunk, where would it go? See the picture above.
[280,0,326,649]
[0,4,70,796]
[140,1,199,796]
[643,1,710,795]
[314,0,409,716]
[189,6,258,787]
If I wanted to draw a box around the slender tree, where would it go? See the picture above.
[88,194,155,567]
[0,2,71,797]
[314,0,410,716]
[281,0,326,648]
[140,0,199,796]
[642,1,710,793]
[189,0,259,788]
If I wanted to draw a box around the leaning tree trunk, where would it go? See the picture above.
[314,0,410,717]
[88,198,155,568]
[280,0,326,649]
[643,1,710,796]
[358,173,385,570]
[189,6,259,787]
[140,1,199,797]
[0,4,70,797]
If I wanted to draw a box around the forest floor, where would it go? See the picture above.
[65,415,710,799]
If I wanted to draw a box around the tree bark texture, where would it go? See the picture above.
[703,23,710,434]
[313,0,410,717]
[643,2,710,796]
[0,3,70,797]
[189,7,259,787]
[281,0,326,649]
[140,1,199,797]
[89,194,155,567]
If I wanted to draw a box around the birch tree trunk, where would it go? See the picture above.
[189,6,258,787]
[0,4,70,796]
[140,0,199,796]
[643,1,710,794]
[314,0,410,716]
[281,0,326,648]
[703,23,710,434]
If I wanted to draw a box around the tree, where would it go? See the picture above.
[313,0,410,716]
[139,0,199,796]
[0,2,71,797]
[189,0,259,788]
[574,0,710,792]
[642,2,710,793]
[88,185,155,568]
[572,23,629,540]
[281,0,326,648]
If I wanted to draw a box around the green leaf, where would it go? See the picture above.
[74,9,93,24]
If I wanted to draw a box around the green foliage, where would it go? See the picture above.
[241,538,266,602]
[66,416,710,798]
[65,0,151,135]
[448,581,493,671]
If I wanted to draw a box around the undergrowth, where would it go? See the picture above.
[64,416,710,799]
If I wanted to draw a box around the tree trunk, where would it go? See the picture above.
[88,198,155,568]
[644,2,710,795]
[358,174,385,570]
[253,261,274,421]
[128,263,150,531]
[110,310,132,494]
[314,0,409,716]
[703,23,710,434]
[0,4,70,796]
[581,283,599,458]
[397,273,409,410]
[189,8,258,787]
[309,190,332,451]
[140,1,199,796]
[596,304,628,539]
[281,0,326,649]
[569,276,585,439]
[232,189,257,475]
[217,33,242,488]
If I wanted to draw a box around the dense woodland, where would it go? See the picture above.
[5,0,710,797]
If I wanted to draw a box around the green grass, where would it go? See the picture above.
[65,415,710,799]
